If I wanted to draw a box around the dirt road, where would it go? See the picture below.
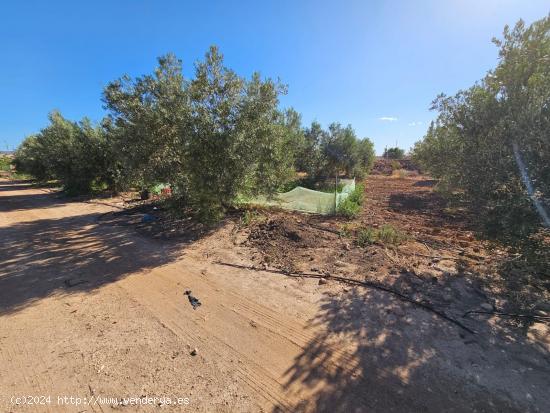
[1,178,548,412]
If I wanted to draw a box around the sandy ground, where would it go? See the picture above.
[0,177,549,412]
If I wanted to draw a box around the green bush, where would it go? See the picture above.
[336,183,365,218]
[356,225,407,247]
[347,183,365,205]
[357,227,377,247]
[337,197,361,218]
[377,224,408,245]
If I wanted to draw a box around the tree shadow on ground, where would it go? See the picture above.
[0,192,69,212]
[275,270,550,412]
[388,192,446,214]
[0,179,121,212]
[0,179,39,192]
[387,190,471,231]
[0,209,212,316]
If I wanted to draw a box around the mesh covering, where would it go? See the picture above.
[249,178,355,214]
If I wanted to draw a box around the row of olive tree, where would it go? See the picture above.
[13,112,115,194]
[14,46,375,221]
[412,16,550,242]
[296,121,375,183]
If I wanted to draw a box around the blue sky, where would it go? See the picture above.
[0,1,548,154]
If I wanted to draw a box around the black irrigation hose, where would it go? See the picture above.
[216,261,476,334]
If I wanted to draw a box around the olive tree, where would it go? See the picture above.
[412,16,550,241]
[103,46,297,221]
[383,147,405,159]
[13,111,114,194]
[102,53,189,191]
[297,122,374,181]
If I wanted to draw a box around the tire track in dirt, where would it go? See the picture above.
[111,254,396,411]
[112,266,298,411]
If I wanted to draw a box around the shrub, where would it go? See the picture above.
[337,183,365,218]
[377,224,408,245]
[337,197,361,218]
[356,225,407,247]
[357,227,377,247]
[347,183,365,205]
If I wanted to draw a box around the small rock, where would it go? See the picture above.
[190,348,198,356]
[334,261,346,268]
[318,278,328,285]
[310,267,320,272]
[343,243,351,251]
[480,303,493,311]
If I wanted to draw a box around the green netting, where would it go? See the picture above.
[248,178,355,214]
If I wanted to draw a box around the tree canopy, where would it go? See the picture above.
[412,16,550,242]
[13,111,114,194]
[383,147,405,159]
[14,46,375,221]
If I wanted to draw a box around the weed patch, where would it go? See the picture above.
[356,224,407,247]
